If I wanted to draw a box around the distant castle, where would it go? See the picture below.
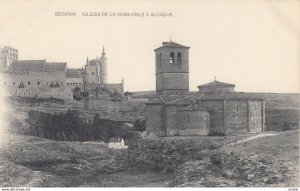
[0,46,124,100]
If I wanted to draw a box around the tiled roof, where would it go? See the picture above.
[10,60,46,72]
[154,41,190,51]
[10,60,67,72]
[195,91,263,100]
[147,91,264,105]
[66,68,84,78]
[44,62,67,71]
[197,80,235,88]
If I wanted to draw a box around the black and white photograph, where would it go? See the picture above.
[0,0,299,189]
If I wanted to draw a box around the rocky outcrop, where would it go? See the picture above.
[125,137,224,172]
[173,151,288,187]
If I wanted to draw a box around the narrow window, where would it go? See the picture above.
[37,81,40,85]
[92,72,94,75]
[177,52,182,65]
[236,104,239,112]
[28,82,30,85]
[156,54,159,68]
[61,82,63,85]
[169,52,174,64]
[159,53,162,68]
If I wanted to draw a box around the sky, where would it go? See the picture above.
[0,0,299,93]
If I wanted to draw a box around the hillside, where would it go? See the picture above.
[0,130,298,187]
[0,134,170,187]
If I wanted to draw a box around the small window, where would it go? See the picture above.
[29,92,31,95]
[169,52,174,64]
[21,73,22,75]
[61,82,63,85]
[236,104,239,112]
[92,72,94,75]
[79,83,81,85]
[37,81,40,85]
[28,82,30,85]
[13,82,16,85]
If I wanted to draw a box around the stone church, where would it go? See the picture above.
[0,46,124,99]
[146,41,266,136]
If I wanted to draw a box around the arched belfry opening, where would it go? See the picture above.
[169,52,175,64]
[177,52,182,65]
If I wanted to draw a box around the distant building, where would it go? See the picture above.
[108,138,128,149]
[146,40,265,136]
[0,46,124,100]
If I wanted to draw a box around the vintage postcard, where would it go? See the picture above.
[0,0,299,189]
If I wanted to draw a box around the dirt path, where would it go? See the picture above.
[231,133,278,145]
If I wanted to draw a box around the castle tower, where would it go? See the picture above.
[0,46,18,71]
[154,41,190,95]
[99,46,107,84]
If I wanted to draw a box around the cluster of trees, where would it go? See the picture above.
[73,87,88,101]
[25,110,145,142]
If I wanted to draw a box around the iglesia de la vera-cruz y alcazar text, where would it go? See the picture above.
[0,46,124,100]
[146,41,265,136]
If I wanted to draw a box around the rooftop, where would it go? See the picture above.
[10,60,67,72]
[66,68,84,78]
[197,80,235,88]
[154,41,190,51]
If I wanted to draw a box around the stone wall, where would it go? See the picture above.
[156,73,189,95]
[165,105,182,136]
[146,103,210,137]
[178,110,210,136]
[2,85,73,99]
[199,100,225,134]
[0,70,74,99]
[224,100,248,134]
[145,104,165,136]
[249,100,264,132]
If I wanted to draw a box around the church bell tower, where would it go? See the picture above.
[154,40,190,95]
